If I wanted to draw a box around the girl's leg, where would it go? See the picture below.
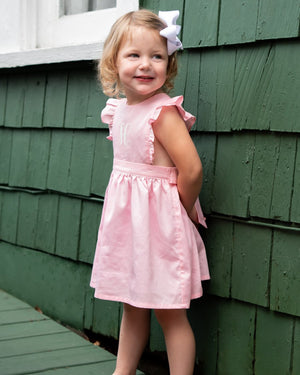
[113,303,151,375]
[154,309,195,375]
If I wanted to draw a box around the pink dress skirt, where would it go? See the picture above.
[90,93,210,309]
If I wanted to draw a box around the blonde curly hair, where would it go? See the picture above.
[98,9,178,98]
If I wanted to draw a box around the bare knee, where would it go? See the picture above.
[123,303,150,321]
[154,309,188,329]
[123,303,138,316]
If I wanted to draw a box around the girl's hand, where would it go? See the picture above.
[188,206,198,224]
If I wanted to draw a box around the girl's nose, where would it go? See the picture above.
[139,57,150,69]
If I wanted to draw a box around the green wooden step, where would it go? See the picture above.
[0,332,89,358]
[0,290,144,375]
[0,309,49,325]
[0,319,69,341]
[0,346,115,375]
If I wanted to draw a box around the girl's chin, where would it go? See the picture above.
[126,89,163,104]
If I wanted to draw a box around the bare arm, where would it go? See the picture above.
[152,106,203,219]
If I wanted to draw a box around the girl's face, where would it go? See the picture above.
[116,26,168,105]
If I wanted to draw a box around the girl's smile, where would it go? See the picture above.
[135,76,154,81]
[116,26,168,105]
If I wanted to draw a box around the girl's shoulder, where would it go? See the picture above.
[101,98,126,141]
[101,98,126,125]
[149,93,196,131]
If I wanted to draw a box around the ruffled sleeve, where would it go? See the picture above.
[101,98,119,141]
[149,95,196,131]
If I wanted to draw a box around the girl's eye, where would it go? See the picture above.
[129,53,139,58]
[153,54,162,60]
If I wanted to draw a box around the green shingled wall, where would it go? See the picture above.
[1,1,300,373]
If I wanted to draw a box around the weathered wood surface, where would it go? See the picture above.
[141,0,300,47]
[1,0,300,373]
[1,41,300,133]
[0,289,143,375]
[1,127,299,224]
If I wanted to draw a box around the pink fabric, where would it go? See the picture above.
[90,93,210,309]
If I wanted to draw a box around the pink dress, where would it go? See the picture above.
[90,93,210,309]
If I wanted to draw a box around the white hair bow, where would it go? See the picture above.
[159,10,183,55]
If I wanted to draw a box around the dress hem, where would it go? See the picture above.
[90,288,205,309]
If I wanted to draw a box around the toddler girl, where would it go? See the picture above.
[90,9,210,375]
